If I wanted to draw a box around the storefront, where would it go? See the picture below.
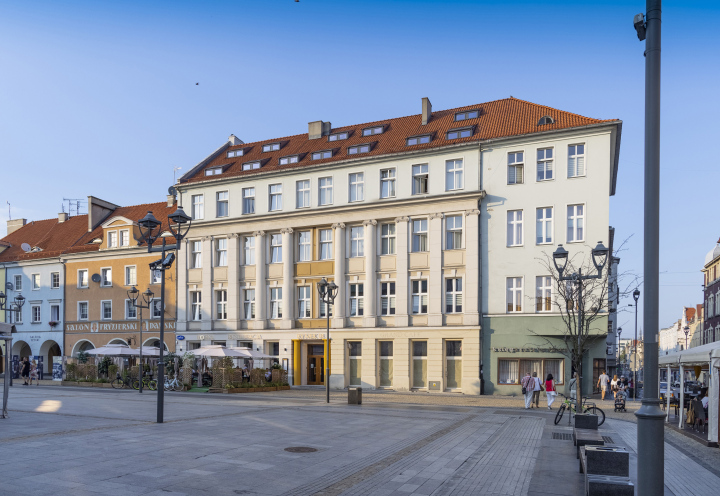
[65,320,176,356]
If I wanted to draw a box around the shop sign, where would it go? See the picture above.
[29,335,42,343]
[177,336,185,341]
[492,347,563,353]
[65,320,177,332]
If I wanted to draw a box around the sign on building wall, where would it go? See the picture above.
[65,321,176,332]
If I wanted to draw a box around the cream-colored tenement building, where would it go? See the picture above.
[173,97,621,395]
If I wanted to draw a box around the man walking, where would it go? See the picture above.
[531,371,542,408]
[521,372,534,409]
[597,370,610,401]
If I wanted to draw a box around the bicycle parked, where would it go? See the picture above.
[111,373,134,389]
[164,376,182,391]
[553,393,605,426]
[133,375,158,391]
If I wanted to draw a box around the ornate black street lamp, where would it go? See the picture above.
[552,241,609,413]
[317,278,338,404]
[0,292,24,389]
[127,286,154,393]
[632,288,640,401]
[137,206,191,423]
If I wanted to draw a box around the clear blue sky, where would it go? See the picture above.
[1,0,718,330]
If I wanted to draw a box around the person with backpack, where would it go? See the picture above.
[521,372,534,409]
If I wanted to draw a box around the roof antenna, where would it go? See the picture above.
[7,201,10,220]
[173,166,182,184]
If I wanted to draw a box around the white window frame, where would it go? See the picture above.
[78,301,89,321]
[412,164,429,195]
[101,267,112,287]
[107,231,118,248]
[13,274,22,292]
[319,229,333,260]
[536,207,553,245]
[270,234,283,264]
[30,304,41,323]
[244,288,256,319]
[191,241,202,269]
[412,219,428,252]
[50,304,60,322]
[568,144,586,178]
[350,226,364,258]
[51,272,60,289]
[242,187,255,215]
[216,191,229,218]
[152,269,162,284]
[31,273,40,290]
[298,231,312,262]
[120,229,130,247]
[191,194,204,220]
[536,276,552,313]
[537,147,554,181]
[244,236,255,265]
[216,238,228,267]
[101,300,112,321]
[445,159,464,191]
[269,183,283,211]
[298,286,311,319]
[506,277,523,313]
[190,291,202,321]
[270,288,283,319]
[380,281,396,316]
[296,180,310,208]
[151,298,163,319]
[216,290,227,320]
[78,269,89,288]
[125,299,137,320]
[349,283,364,316]
[381,223,396,255]
[567,204,585,243]
[507,152,524,185]
[445,215,463,250]
[124,265,137,286]
[411,279,429,314]
[349,172,364,202]
[445,278,463,313]
[507,210,523,247]
[380,168,396,199]
[319,177,333,206]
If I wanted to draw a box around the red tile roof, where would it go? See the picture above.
[183,97,619,184]
[0,201,175,263]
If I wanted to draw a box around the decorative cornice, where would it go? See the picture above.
[332,222,346,230]
[465,209,481,216]
[362,219,378,226]
[280,227,294,234]
[230,233,240,239]
[202,236,212,241]
[395,216,410,223]
[253,230,266,237]
[429,213,444,220]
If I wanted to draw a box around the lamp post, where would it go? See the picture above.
[136,206,191,423]
[552,241,609,414]
[317,278,338,404]
[617,327,622,374]
[127,286,154,393]
[0,292,24,387]
[683,326,689,350]
[632,288,640,401]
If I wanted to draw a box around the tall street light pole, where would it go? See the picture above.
[128,287,154,393]
[317,278,338,404]
[633,289,640,401]
[137,207,191,423]
[616,327,622,374]
[634,1,665,494]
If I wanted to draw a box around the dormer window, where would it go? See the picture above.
[328,132,349,142]
[262,143,281,152]
[406,135,432,146]
[312,150,333,160]
[205,167,223,176]
[279,155,299,165]
[242,161,261,171]
[537,115,555,126]
[227,149,244,158]
[446,127,474,139]
[362,126,384,137]
[348,143,372,155]
[455,110,480,121]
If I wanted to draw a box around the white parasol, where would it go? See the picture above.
[86,344,137,356]
[193,345,250,358]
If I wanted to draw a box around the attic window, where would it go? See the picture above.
[312,150,333,160]
[205,167,223,176]
[455,110,480,121]
[446,127,474,139]
[328,132,348,142]
[348,143,372,155]
[30,246,42,252]
[279,155,299,165]
[537,115,555,126]
[262,143,281,152]
[227,149,244,158]
[242,161,261,171]
[362,126,384,137]
[406,135,432,146]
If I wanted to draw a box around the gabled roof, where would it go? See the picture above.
[181,97,619,185]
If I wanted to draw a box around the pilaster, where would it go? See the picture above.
[395,217,409,327]
[281,227,294,329]
[177,238,189,331]
[201,236,213,331]
[332,222,345,328]
[428,213,443,326]
[464,209,481,325]
[227,233,240,328]
[363,219,377,327]
[253,231,266,330]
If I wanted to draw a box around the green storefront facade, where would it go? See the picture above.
[482,314,609,396]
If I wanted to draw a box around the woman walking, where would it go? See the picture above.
[20,357,30,386]
[611,375,619,399]
[545,373,557,409]
[29,360,39,386]
[521,372,534,409]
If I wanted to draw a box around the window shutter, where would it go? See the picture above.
[577,156,585,176]
[568,156,576,177]
[517,165,523,183]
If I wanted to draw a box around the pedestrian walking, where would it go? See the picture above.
[521,372,534,409]
[610,375,619,399]
[20,357,30,386]
[597,370,610,400]
[29,360,39,386]
[531,371,542,408]
[569,372,578,400]
[545,374,557,409]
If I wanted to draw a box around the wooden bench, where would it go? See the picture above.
[574,427,604,458]
[579,447,634,495]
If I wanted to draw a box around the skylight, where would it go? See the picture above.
[242,161,261,171]
[328,132,349,142]
[262,143,281,152]
[406,135,431,146]
[455,110,479,121]
[446,127,474,139]
[312,150,333,160]
[361,126,384,137]
[348,144,372,155]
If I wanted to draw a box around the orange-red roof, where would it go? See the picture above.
[183,97,618,184]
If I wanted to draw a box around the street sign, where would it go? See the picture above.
[177,335,185,341]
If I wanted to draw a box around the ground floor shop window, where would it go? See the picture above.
[378,341,393,387]
[498,358,564,385]
[348,341,361,386]
[412,341,427,388]
[446,340,462,389]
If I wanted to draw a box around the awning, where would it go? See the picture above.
[659,341,720,366]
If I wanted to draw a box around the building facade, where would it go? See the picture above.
[703,240,720,344]
[176,97,621,394]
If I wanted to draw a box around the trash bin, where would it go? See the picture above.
[348,386,362,405]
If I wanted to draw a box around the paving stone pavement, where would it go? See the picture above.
[0,386,716,496]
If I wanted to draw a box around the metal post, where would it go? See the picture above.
[634,299,638,401]
[577,270,583,415]
[157,239,166,423]
[139,306,143,393]
[326,309,330,404]
[635,1,665,494]
[2,337,11,418]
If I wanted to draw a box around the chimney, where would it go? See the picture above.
[422,97,432,125]
[228,134,244,146]
[58,212,68,223]
[308,121,331,140]
[6,218,26,235]
[167,194,176,208]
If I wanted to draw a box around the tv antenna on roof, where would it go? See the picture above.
[173,166,182,185]
[6,201,10,220]
[62,198,87,218]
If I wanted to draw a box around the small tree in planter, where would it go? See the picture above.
[76,350,90,364]
[98,356,113,378]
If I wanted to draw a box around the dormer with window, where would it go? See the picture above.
[279,155,301,165]
[455,109,480,121]
[361,125,385,137]
[100,216,137,250]
[446,126,474,140]
[242,161,262,171]
[406,134,432,146]
[537,115,555,126]
[348,142,376,155]
[226,148,246,158]
[328,131,350,142]
[312,149,335,160]
[262,142,282,153]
